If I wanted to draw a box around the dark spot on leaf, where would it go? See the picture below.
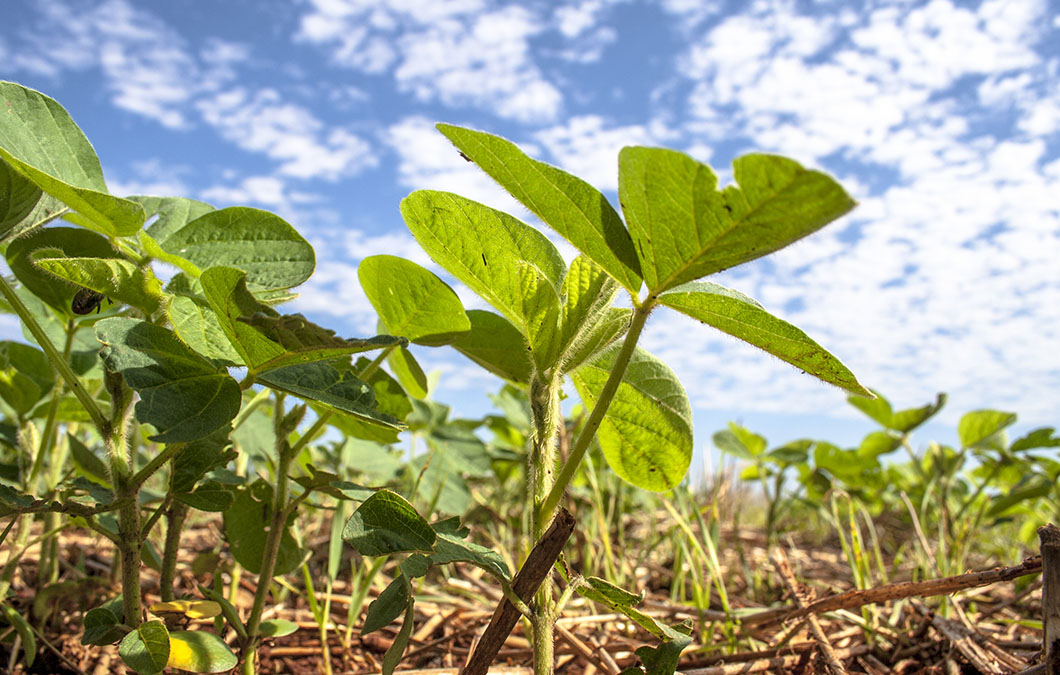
[723,204,732,214]
[459,152,472,162]
[482,253,487,266]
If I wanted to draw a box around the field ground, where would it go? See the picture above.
[1,509,1048,675]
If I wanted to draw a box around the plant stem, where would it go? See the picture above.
[526,370,564,675]
[0,276,107,433]
[102,368,142,627]
[160,499,188,602]
[243,393,295,674]
[537,297,655,525]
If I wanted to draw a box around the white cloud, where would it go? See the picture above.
[196,88,377,180]
[666,0,1060,423]
[554,0,605,38]
[106,159,192,198]
[533,115,672,190]
[385,115,531,216]
[296,0,563,122]
[8,0,244,129]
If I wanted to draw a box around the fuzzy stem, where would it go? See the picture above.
[102,367,142,627]
[160,499,188,602]
[537,297,655,525]
[242,393,294,674]
[524,370,565,675]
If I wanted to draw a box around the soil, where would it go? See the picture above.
[0,518,1047,674]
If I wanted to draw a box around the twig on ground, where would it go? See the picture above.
[770,547,849,675]
[742,555,1043,628]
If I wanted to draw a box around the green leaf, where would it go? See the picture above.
[34,256,165,316]
[847,389,893,427]
[95,318,241,443]
[196,585,247,640]
[201,266,400,374]
[429,525,510,582]
[81,595,127,646]
[131,195,214,242]
[1,602,35,667]
[660,281,870,396]
[1011,427,1060,453]
[619,147,855,291]
[0,341,53,416]
[556,255,627,373]
[168,296,244,365]
[6,226,123,315]
[177,480,234,512]
[362,576,409,635]
[359,255,470,345]
[766,440,811,466]
[401,554,430,579]
[958,410,1017,449]
[387,345,428,399]
[889,393,947,433]
[258,362,403,431]
[200,266,283,367]
[399,191,563,369]
[222,481,302,576]
[68,433,110,486]
[322,403,401,445]
[139,230,202,277]
[987,475,1053,518]
[814,442,872,482]
[449,309,532,384]
[356,356,412,421]
[561,306,631,377]
[171,431,236,494]
[166,630,238,673]
[258,619,298,638]
[437,123,642,295]
[713,423,767,460]
[0,83,145,236]
[570,346,692,491]
[381,583,415,675]
[119,620,170,675]
[161,207,315,290]
[0,157,42,237]
[850,390,947,433]
[856,431,902,460]
[633,622,694,675]
[578,577,684,644]
[342,489,436,556]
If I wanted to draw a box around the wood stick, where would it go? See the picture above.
[770,547,848,675]
[742,555,1043,628]
[461,508,576,675]
[1038,524,1060,674]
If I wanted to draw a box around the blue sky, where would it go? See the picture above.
[2,0,1059,473]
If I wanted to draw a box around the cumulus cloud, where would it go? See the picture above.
[196,88,377,180]
[7,0,243,129]
[663,0,1060,422]
[296,0,564,122]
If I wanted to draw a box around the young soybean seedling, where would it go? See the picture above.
[71,287,111,315]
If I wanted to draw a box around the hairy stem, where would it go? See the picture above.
[160,499,188,602]
[243,393,294,674]
[526,372,564,675]
[537,297,655,525]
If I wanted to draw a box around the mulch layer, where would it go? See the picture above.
[0,518,1050,674]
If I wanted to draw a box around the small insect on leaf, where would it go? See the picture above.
[71,287,109,315]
